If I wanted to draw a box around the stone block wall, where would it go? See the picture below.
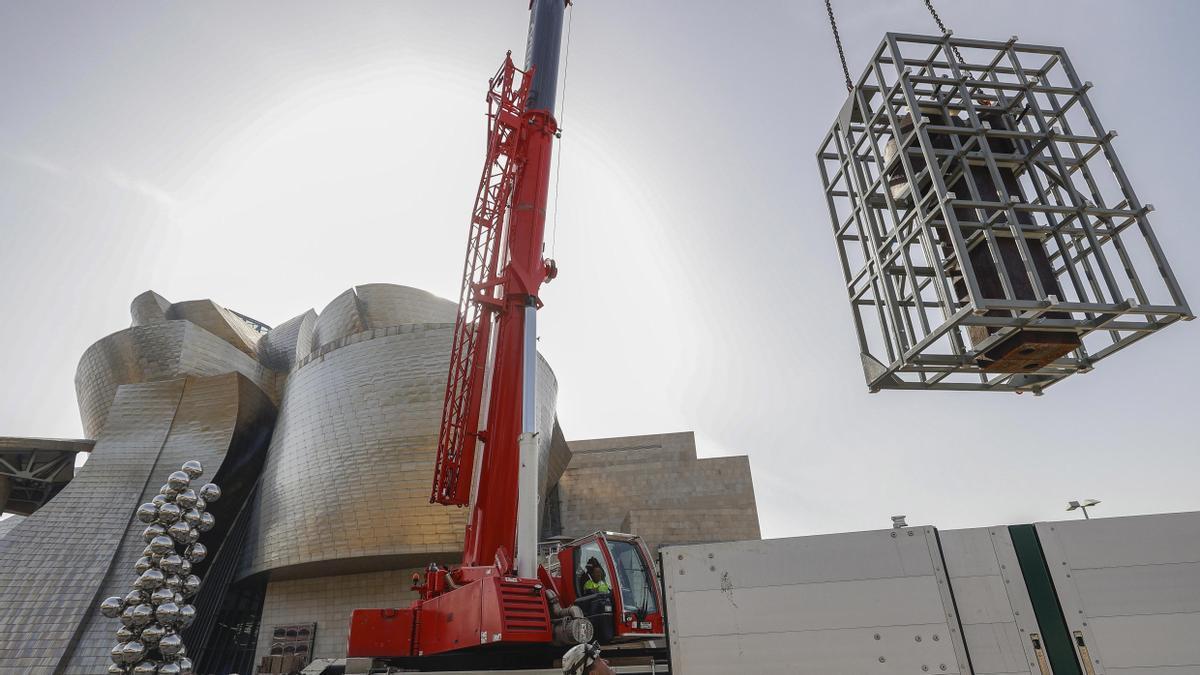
[555,432,760,552]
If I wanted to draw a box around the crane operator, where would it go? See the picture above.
[582,558,611,595]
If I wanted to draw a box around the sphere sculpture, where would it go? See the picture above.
[98,461,221,674]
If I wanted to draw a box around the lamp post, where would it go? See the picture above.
[1066,499,1101,519]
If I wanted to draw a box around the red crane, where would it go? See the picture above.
[348,2,663,668]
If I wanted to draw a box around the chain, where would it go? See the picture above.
[824,0,853,91]
[923,0,970,74]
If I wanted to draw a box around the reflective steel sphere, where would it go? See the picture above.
[181,460,203,479]
[184,543,207,563]
[181,575,201,597]
[108,662,126,674]
[175,489,198,509]
[134,556,154,575]
[158,663,181,675]
[136,503,158,524]
[178,560,192,576]
[159,553,184,575]
[140,622,165,645]
[124,590,147,606]
[177,656,195,675]
[115,626,136,642]
[151,494,168,507]
[155,602,181,626]
[142,524,166,543]
[194,496,207,511]
[150,588,174,606]
[164,574,183,593]
[120,606,137,627]
[99,596,124,618]
[166,471,190,490]
[120,640,146,664]
[159,484,178,498]
[198,483,221,503]
[166,521,192,543]
[110,642,126,664]
[131,604,154,627]
[156,502,182,525]
[149,535,175,555]
[158,632,184,656]
[197,512,215,533]
[133,569,165,591]
[182,508,201,527]
[132,660,158,675]
[174,592,185,605]
[178,603,197,628]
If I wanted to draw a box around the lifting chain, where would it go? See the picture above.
[923,0,971,74]
[824,0,853,92]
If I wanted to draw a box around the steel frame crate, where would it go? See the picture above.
[818,33,1191,394]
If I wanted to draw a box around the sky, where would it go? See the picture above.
[0,1,1197,539]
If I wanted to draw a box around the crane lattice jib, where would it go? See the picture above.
[432,55,531,506]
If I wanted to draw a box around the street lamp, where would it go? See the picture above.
[1066,499,1101,519]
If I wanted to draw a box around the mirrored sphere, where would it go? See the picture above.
[131,604,154,627]
[178,603,197,628]
[177,656,195,675]
[198,483,221,503]
[120,606,137,627]
[120,640,146,664]
[158,632,183,655]
[136,503,158,524]
[132,660,158,675]
[159,484,178,498]
[133,569,165,591]
[124,590,147,606]
[156,503,182,525]
[160,554,184,575]
[182,575,201,597]
[100,596,124,618]
[140,622,165,645]
[194,496,207,511]
[134,556,154,575]
[158,663,181,675]
[165,574,183,592]
[167,471,190,490]
[149,535,175,555]
[110,642,126,664]
[184,543,207,563]
[173,592,185,605]
[142,525,166,543]
[151,494,168,507]
[166,521,192,543]
[178,560,192,576]
[181,460,203,478]
[108,662,126,674]
[155,602,181,626]
[182,508,201,527]
[175,489,198,509]
[197,512,215,532]
[115,625,136,642]
[150,588,174,606]
[142,544,155,557]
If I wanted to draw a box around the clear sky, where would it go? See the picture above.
[1,1,1197,538]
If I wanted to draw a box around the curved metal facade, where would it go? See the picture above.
[239,284,560,580]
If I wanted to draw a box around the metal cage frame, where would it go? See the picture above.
[818,32,1192,394]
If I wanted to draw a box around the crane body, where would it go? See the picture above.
[347,1,664,667]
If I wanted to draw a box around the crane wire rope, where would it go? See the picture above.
[549,0,574,259]
[824,0,853,92]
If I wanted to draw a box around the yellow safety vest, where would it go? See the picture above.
[583,579,610,593]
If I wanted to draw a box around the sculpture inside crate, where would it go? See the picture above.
[818,33,1192,394]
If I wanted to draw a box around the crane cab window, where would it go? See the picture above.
[575,541,612,596]
[607,539,658,614]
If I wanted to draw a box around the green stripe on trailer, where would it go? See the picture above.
[1008,524,1081,675]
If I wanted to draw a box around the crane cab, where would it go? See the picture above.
[552,532,664,643]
